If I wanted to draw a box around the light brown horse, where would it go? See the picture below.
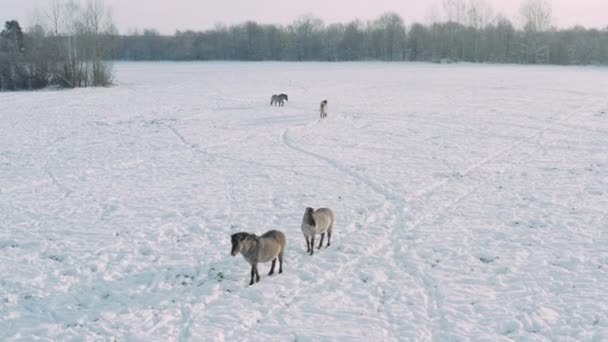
[301,207,334,255]
[230,230,286,285]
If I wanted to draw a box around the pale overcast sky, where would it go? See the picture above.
[1,0,606,34]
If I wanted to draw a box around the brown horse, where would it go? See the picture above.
[230,230,286,285]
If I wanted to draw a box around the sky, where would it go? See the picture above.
[1,0,607,34]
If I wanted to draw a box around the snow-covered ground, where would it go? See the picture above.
[1,62,608,341]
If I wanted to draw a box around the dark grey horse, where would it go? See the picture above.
[230,230,286,285]
[320,100,328,119]
[271,94,289,107]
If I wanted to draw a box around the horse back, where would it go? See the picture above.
[258,230,286,261]
[262,230,285,244]
[312,208,334,232]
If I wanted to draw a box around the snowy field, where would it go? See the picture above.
[1,62,608,341]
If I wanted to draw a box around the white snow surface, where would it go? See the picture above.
[1,62,608,341]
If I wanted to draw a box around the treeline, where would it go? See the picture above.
[2,0,608,91]
[112,0,608,65]
[112,19,608,65]
[0,0,114,91]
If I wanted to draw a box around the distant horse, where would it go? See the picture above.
[271,94,289,107]
[320,100,328,119]
[230,230,286,285]
[301,207,334,255]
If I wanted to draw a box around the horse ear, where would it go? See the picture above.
[232,233,246,242]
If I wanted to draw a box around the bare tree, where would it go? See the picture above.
[408,23,431,61]
[46,0,63,36]
[492,15,516,62]
[290,14,324,60]
[374,12,407,60]
[519,0,552,63]
[25,0,115,89]
[443,0,467,24]
[467,0,494,61]
[322,23,344,61]
[339,20,365,60]
[426,3,442,25]
[83,0,115,85]
[467,0,493,29]
[441,0,468,60]
[49,0,82,87]
[519,0,552,32]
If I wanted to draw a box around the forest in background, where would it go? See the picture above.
[2,0,608,91]
[114,4,608,65]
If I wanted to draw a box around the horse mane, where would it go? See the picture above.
[232,232,259,242]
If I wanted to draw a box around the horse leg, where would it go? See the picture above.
[278,251,283,274]
[318,233,325,249]
[250,265,256,285]
[327,228,332,247]
[254,264,260,283]
[310,235,315,255]
[305,236,310,253]
[269,258,276,276]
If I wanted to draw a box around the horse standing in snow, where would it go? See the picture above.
[270,94,288,107]
[230,230,286,285]
[320,100,328,119]
[301,207,334,255]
